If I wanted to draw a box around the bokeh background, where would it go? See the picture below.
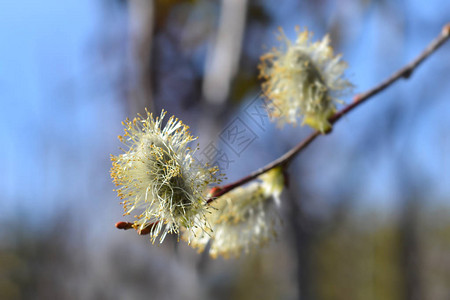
[1,0,450,299]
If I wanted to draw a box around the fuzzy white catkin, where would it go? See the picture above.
[259,27,353,132]
[111,110,221,243]
[184,168,284,258]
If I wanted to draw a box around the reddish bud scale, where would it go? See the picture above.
[138,222,158,235]
[208,187,223,199]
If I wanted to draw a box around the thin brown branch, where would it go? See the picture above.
[207,23,450,204]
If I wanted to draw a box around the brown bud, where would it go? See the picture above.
[115,221,134,230]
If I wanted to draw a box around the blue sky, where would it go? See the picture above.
[1,0,449,224]
[0,0,122,222]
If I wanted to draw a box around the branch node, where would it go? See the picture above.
[353,94,361,102]
[402,69,413,79]
[323,126,333,135]
[443,23,450,37]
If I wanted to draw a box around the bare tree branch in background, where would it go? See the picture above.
[202,0,248,105]
[127,0,155,114]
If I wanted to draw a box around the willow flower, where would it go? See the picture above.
[259,166,284,206]
[259,27,352,132]
[111,110,220,243]
[184,168,284,258]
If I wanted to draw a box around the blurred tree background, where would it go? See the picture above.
[1,0,450,299]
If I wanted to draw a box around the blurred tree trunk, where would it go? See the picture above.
[397,157,423,300]
[202,0,248,106]
[286,189,315,300]
[400,198,423,300]
[127,0,155,114]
